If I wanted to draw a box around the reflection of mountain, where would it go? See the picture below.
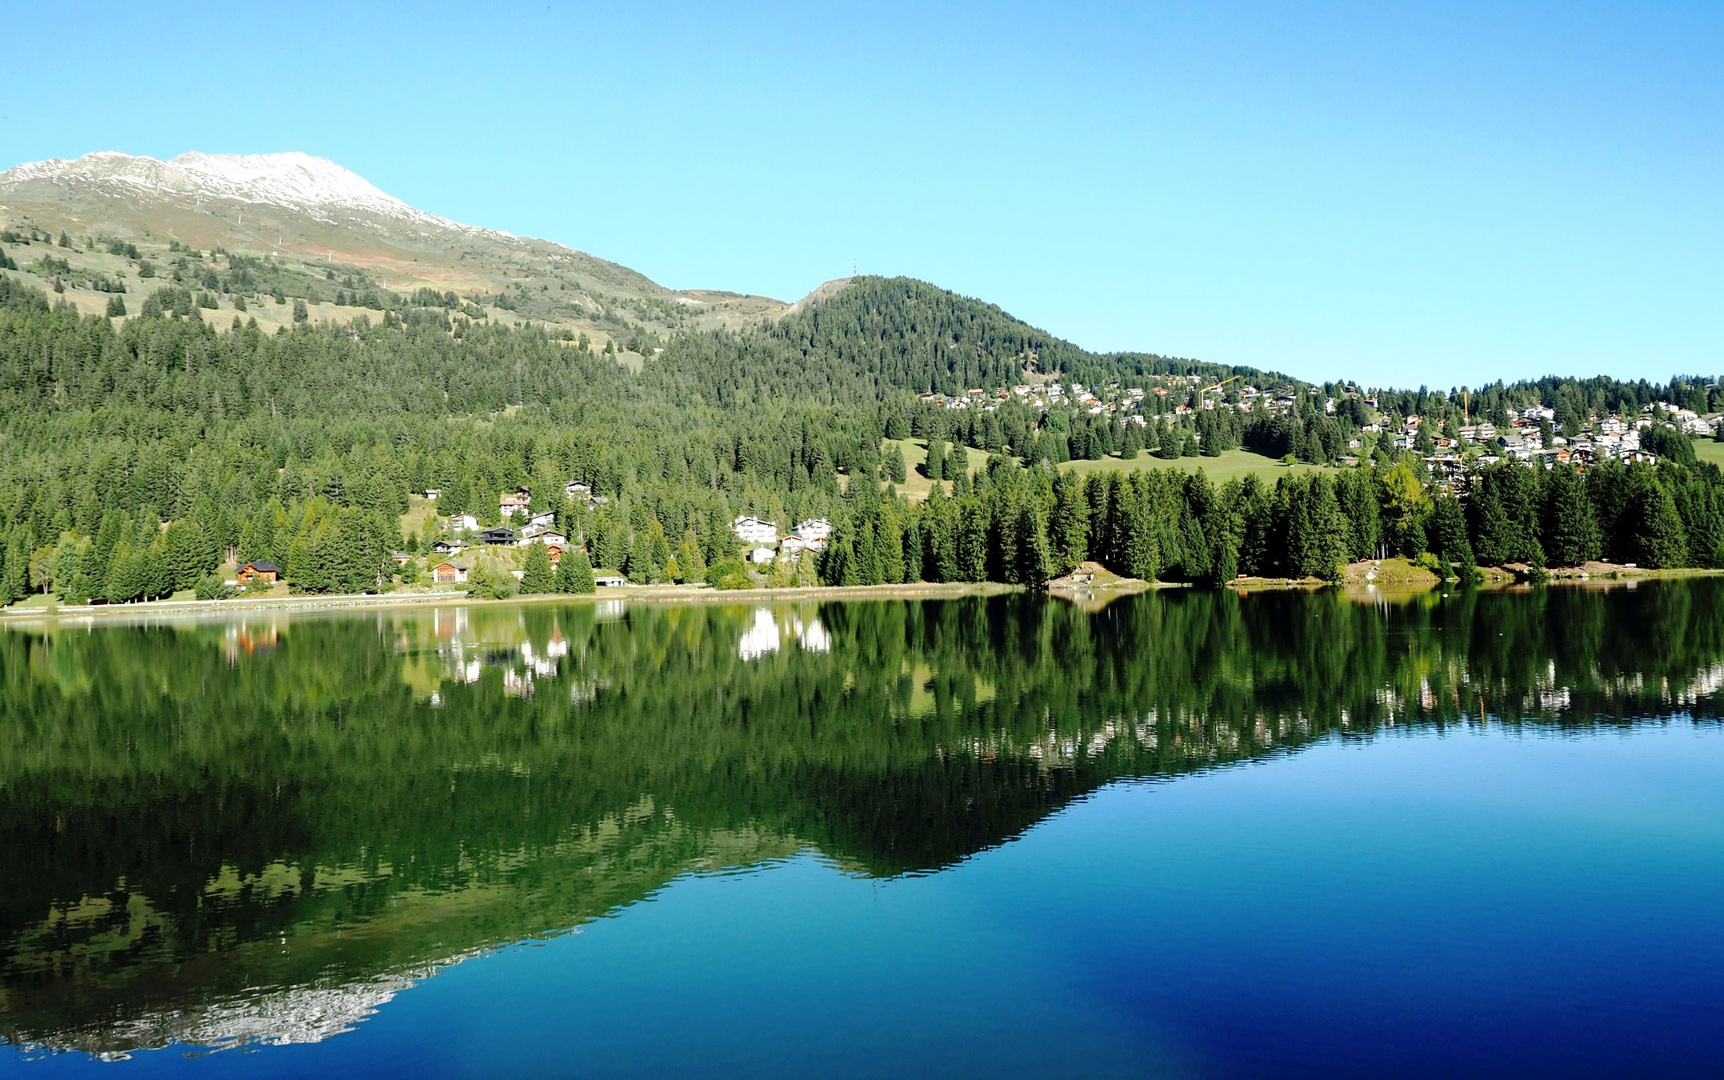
[4,584,1724,1056]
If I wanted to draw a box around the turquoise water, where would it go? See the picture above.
[3,586,1723,1076]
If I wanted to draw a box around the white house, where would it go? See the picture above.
[595,574,628,588]
[432,562,469,584]
[565,480,592,500]
[732,515,779,545]
[499,493,532,519]
[528,511,557,529]
[449,514,480,532]
[517,531,568,548]
[792,518,831,542]
[749,546,777,564]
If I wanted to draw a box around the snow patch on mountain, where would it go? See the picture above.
[0,151,501,236]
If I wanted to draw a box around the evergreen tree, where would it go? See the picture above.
[1632,477,1689,569]
[105,295,126,317]
[1048,473,1089,574]
[901,520,924,581]
[1120,420,1144,460]
[1430,495,1476,581]
[520,541,555,593]
[957,501,989,582]
[676,529,706,582]
[1013,504,1051,587]
[1541,465,1600,567]
[557,548,596,593]
[925,439,947,481]
[886,444,907,484]
[0,538,20,606]
[1469,478,1513,566]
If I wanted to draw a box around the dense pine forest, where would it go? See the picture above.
[1,269,1722,604]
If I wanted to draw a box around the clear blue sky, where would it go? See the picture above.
[3,1,1719,387]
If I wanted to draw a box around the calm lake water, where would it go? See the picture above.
[3,583,1723,1078]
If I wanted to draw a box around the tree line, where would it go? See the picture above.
[1,273,1722,604]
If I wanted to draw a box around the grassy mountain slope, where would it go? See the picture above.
[0,152,786,353]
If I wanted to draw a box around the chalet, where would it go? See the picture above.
[499,492,532,519]
[527,511,557,529]
[235,561,281,585]
[595,574,628,588]
[432,540,464,555]
[449,514,480,532]
[565,480,592,500]
[390,552,414,566]
[732,515,779,545]
[516,531,568,548]
[792,518,832,542]
[431,562,469,584]
[481,527,517,546]
[421,488,441,501]
[749,546,776,564]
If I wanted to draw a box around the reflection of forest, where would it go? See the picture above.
[4,583,1723,1056]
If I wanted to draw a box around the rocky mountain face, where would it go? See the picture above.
[0,151,788,346]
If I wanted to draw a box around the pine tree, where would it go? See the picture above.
[887,444,907,484]
[901,520,924,581]
[640,518,673,582]
[958,501,990,582]
[925,440,947,481]
[1048,473,1089,575]
[557,548,596,593]
[1468,479,1513,566]
[105,294,126,317]
[292,299,309,324]
[1541,465,1600,567]
[1430,495,1475,580]
[1123,480,1161,581]
[1633,478,1689,569]
[520,541,555,593]
[676,529,706,581]
[1120,420,1144,460]
[1013,504,1051,587]
[0,538,19,606]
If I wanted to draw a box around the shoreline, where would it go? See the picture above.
[0,580,1021,624]
[4,564,1719,625]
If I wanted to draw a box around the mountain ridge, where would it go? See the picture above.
[0,151,486,233]
[0,150,790,347]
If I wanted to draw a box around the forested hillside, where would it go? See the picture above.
[0,268,1721,606]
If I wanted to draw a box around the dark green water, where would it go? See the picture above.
[3,583,1723,1077]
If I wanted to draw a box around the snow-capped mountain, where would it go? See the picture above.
[0,149,787,338]
[0,151,487,234]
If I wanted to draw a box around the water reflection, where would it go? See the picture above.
[3,582,1723,1058]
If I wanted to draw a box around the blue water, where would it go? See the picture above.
[13,723,1722,1078]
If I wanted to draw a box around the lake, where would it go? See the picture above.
[3,583,1723,1078]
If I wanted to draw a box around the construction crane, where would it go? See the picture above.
[1201,374,1243,395]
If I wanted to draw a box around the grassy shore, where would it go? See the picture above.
[0,580,1019,623]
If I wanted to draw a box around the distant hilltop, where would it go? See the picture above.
[0,151,485,233]
[0,150,789,346]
